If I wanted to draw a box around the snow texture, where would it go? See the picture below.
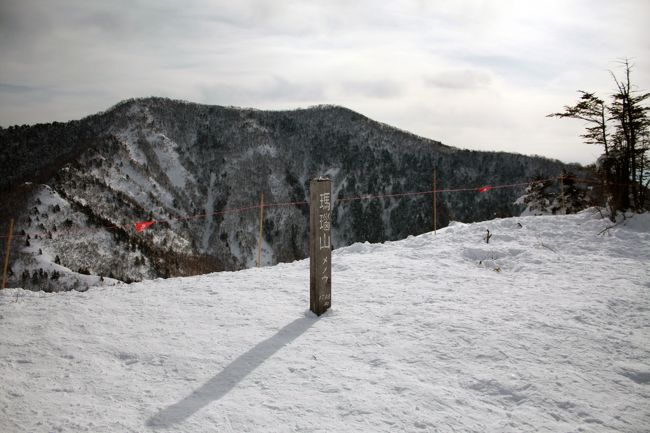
[1,210,649,432]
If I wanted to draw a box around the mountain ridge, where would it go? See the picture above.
[0,97,579,290]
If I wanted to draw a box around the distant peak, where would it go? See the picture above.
[105,96,192,111]
[103,97,362,116]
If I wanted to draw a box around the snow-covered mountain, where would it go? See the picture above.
[1,210,648,432]
[0,97,579,290]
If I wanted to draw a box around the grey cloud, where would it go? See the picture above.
[453,53,561,85]
[0,83,43,94]
[199,76,326,106]
[340,80,403,99]
[0,82,107,99]
[0,0,648,165]
[0,1,53,48]
[0,0,226,58]
[424,69,491,90]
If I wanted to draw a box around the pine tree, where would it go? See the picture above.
[553,170,588,214]
[515,177,554,215]
[549,60,649,218]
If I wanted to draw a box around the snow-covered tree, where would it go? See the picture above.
[552,170,589,215]
[515,177,555,216]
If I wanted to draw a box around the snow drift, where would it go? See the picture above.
[1,210,649,432]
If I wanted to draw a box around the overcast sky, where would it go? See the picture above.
[1,0,648,164]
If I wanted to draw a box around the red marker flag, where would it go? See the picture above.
[477,186,493,193]
[134,221,156,232]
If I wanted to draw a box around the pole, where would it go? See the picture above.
[310,178,332,316]
[2,219,14,289]
[257,192,264,268]
[433,169,437,235]
[560,173,566,215]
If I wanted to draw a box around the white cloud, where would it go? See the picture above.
[0,0,648,164]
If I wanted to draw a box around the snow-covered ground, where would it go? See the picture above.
[1,210,649,432]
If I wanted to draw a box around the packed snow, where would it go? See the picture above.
[1,210,649,432]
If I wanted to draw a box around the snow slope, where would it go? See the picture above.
[1,210,649,432]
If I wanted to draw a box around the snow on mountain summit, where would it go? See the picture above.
[1,210,649,432]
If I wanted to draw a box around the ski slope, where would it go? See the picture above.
[1,210,649,432]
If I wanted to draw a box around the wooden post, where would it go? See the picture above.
[310,178,332,316]
[257,192,264,268]
[2,219,14,289]
[560,173,566,215]
[433,169,437,235]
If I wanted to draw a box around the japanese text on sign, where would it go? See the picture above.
[310,179,332,316]
[319,192,331,250]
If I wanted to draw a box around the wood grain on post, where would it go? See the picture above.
[310,178,332,316]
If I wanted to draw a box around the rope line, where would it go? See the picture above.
[0,176,641,239]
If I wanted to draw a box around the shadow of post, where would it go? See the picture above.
[147,315,316,428]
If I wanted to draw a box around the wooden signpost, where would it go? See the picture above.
[310,178,332,316]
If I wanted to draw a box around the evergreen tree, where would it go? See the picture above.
[553,170,588,214]
[516,177,554,215]
[549,60,649,218]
